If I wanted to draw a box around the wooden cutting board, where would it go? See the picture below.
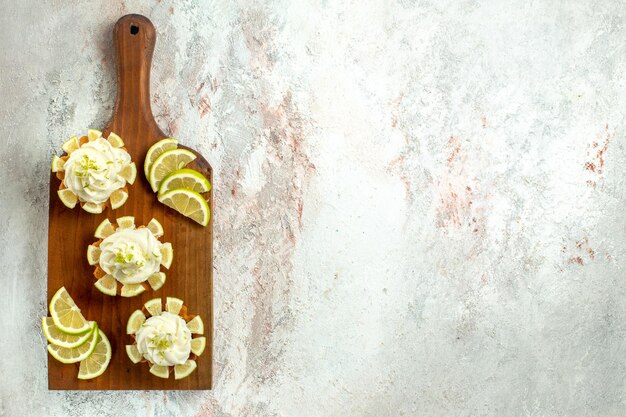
[47,14,213,390]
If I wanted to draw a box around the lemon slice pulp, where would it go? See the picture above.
[51,155,65,172]
[116,216,135,229]
[174,359,197,380]
[78,329,112,379]
[49,287,91,335]
[87,129,102,141]
[62,136,80,154]
[82,202,104,214]
[86,245,101,265]
[160,242,173,269]
[119,162,137,184]
[148,149,196,192]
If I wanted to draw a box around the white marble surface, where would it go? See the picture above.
[2,0,626,415]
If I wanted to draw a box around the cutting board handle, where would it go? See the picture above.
[110,14,161,133]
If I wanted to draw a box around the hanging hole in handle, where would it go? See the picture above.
[130,25,139,35]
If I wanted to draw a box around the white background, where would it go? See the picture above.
[1,0,626,416]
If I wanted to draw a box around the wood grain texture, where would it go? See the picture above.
[47,14,213,390]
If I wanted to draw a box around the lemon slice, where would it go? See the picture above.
[174,359,197,380]
[148,149,196,192]
[49,287,91,335]
[146,218,164,237]
[150,364,170,379]
[86,245,101,265]
[186,316,204,334]
[42,317,96,348]
[47,323,99,363]
[147,272,166,291]
[125,344,143,364]
[119,162,137,184]
[158,189,210,227]
[62,136,80,154]
[121,283,145,298]
[190,337,206,356]
[126,309,146,334]
[57,189,77,209]
[158,168,211,196]
[82,202,104,214]
[110,188,129,210]
[78,329,112,379]
[116,215,135,229]
[94,219,115,238]
[107,132,124,148]
[144,138,178,178]
[160,242,173,269]
[51,155,65,172]
[144,298,162,316]
[87,129,102,141]
[166,297,184,315]
[94,274,117,296]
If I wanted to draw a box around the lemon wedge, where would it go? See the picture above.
[190,337,206,356]
[57,189,78,209]
[158,188,210,227]
[165,297,183,315]
[87,129,102,141]
[109,188,128,210]
[125,344,142,364]
[147,272,166,291]
[126,309,146,334]
[42,317,96,348]
[94,218,115,239]
[94,274,117,296]
[174,359,197,380]
[107,132,124,148]
[186,316,204,334]
[144,298,162,316]
[146,218,164,237]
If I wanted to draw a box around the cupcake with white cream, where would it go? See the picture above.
[88,216,173,297]
[126,297,205,379]
[51,129,136,213]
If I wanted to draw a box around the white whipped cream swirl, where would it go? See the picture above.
[135,312,191,366]
[99,228,163,284]
[63,138,131,204]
